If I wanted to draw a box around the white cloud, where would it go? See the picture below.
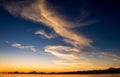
[45,45,79,59]
[37,0,92,47]
[3,0,92,48]
[44,45,99,68]
[12,43,37,52]
[35,30,56,39]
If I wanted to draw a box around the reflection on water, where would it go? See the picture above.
[0,74,120,77]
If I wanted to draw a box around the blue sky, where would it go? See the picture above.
[0,0,120,72]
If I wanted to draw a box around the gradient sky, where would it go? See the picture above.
[0,0,120,72]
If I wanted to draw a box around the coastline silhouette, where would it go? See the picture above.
[1,67,120,74]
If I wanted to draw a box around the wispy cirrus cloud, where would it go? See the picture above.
[12,43,37,52]
[35,30,56,39]
[82,51,120,63]
[100,52,120,61]
[54,60,94,68]
[45,45,79,59]
[112,58,119,61]
[37,0,92,47]
[100,52,119,58]
[44,45,97,69]
[3,0,92,48]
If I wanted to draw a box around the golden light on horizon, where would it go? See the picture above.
[1,63,120,73]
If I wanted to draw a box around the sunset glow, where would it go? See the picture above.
[0,0,120,73]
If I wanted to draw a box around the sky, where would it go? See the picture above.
[0,0,120,72]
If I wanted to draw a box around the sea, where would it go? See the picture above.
[0,74,120,77]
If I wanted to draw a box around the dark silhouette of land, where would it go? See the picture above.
[1,67,120,74]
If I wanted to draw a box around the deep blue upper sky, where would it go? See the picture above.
[1,0,120,50]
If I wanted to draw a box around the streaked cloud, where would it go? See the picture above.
[54,59,96,69]
[35,30,56,39]
[38,0,92,47]
[12,43,37,52]
[100,52,120,61]
[100,52,119,58]
[3,0,92,48]
[83,51,120,63]
[112,58,119,61]
[45,45,79,59]
[44,45,99,68]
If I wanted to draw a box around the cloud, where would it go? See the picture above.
[100,52,120,61]
[12,43,37,52]
[37,0,92,47]
[54,59,95,69]
[3,0,92,48]
[35,30,56,39]
[45,45,79,59]
[82,51,120,62]
[100,52,120,58]
[44,45,95,68]
[112,58,119,61]
[44,45,99,68]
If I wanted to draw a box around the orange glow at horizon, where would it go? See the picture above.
[1,64,120,73]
